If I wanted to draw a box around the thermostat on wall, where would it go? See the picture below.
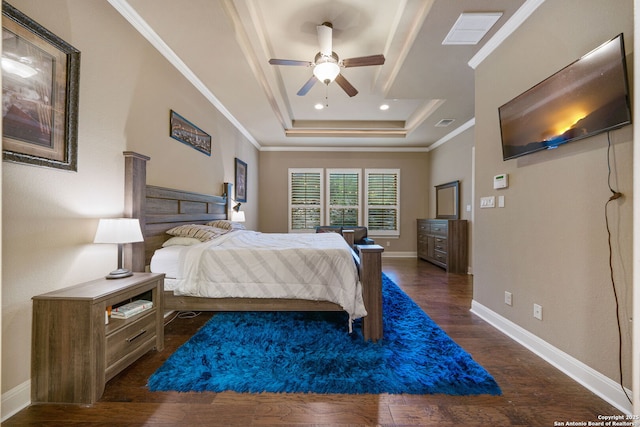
[493,173,508,189]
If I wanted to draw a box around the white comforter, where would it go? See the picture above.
[151,230,366,320]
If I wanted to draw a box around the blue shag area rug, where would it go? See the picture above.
[148,274,501,395]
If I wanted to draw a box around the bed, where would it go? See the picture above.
[122,151,384,341]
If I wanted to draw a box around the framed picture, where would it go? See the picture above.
[235,158,247,203]
[169,110,211,156]
[2,1,80,171]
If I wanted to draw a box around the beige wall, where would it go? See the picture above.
[428,125,475,271]
[474,0,633,386]
[3,0,634,416]
[258,150,429,253]
[1,0,258,411]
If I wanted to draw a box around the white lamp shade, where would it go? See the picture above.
[94,218,144,244]
[231,210,246,222]
[313,61,340,83]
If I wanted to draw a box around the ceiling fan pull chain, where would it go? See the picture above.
[325,85,329,108]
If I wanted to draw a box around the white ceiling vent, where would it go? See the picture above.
[443,12,503,45]
[435,119,455,127]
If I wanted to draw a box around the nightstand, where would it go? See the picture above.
[31,273,165,404]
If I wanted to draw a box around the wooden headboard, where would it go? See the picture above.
[123,151,231,270]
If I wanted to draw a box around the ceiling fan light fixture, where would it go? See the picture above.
[313,59,340,84]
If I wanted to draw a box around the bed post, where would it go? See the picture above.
[357,244,384,341]
[223,182,232,219]
[123,151,150,272]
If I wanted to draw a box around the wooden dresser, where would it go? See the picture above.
[32,273,164,404]
[417,219,468,274]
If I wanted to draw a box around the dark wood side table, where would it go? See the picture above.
[31,273,164,404]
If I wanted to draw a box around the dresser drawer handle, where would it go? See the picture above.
[126,329,147,343]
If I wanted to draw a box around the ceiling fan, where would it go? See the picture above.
[268,22,385,97]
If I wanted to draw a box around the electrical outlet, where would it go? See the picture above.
[533,303,543,320]
[504,291,512,306]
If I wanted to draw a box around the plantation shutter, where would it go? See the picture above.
[327,169,361,226]
[289,169,323,232]
[365,169,400,236]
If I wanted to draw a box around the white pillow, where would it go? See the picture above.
[161,236,203,247]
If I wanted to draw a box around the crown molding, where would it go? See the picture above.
[107,0,261,150]
[260,145,429,152]
[427,118,475,151]
[468,0,546,70]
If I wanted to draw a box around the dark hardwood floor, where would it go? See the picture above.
[6,258,622,426]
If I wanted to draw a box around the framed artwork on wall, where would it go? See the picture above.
[2,1,80,171]
[169,110,211,156]
[235,158,247,203]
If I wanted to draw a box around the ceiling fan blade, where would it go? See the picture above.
[297,75,318,96]
[335,74,358,97]
[317,22,333,56]
[269,59,313,67]
[342,54,385,68]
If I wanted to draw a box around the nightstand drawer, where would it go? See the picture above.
[106,311,157,367]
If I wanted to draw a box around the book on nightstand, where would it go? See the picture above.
[111,300,153,319]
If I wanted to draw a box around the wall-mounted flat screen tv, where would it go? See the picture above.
[499,33,631,161]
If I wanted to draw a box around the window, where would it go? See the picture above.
[327,169,361,226]
[288,169,323,232]
[288,168,400,236]
[365,169,400,236]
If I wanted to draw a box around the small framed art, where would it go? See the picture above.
[235,158,247,203]
[169,110,211,156]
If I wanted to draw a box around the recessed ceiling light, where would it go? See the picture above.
[314,103,324,110]
[379,104,390,111]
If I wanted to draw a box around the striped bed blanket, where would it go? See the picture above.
[162,230,366,320]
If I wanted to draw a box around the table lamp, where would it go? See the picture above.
[94,218,144,279]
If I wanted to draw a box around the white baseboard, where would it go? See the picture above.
[2,379,30,422]
[470,300,633,414]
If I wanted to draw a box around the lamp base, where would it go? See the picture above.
[105,268,133,279]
